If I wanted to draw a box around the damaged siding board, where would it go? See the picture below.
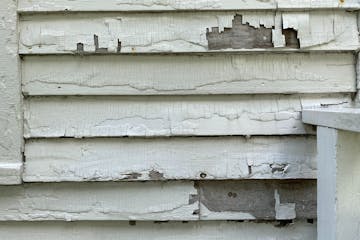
[0,0,23,184]
[17,0,360,12]
[24,136,316,182]
[0,182,198,221]
[199,180,316,220]
[19,11,359,54]
[0,221,316,240]
[22,53,356,96]
[24,94,351,138]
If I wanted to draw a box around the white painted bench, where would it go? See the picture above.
[303,107,360,240]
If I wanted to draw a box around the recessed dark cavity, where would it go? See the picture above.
[76,42,84,53]
[282,28,300,48]
[206,15,273,50]
[94,34,108,53]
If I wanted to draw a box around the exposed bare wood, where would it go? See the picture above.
[199,180,316,220]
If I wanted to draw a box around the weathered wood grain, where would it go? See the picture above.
[0,0,23,184]
[19,11,358,54]
[0,182,198,221]
[24,94,350,138]
[0,221,316,240]
[0,180,315,221]
[24,136,316,182]
[17,0,360,12]
[22,53,356,96]
[199,180,316,220]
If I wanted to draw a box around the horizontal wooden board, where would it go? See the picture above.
[19,11,358,54]
[0,180,315,221]
[0,163,23,185]
[17,0,360,12]
[0,221,316,240]
[24,94,351,138]
[0,182,198,221]
[22,53,356,96]
[24,136,316,182]
[199,180,316,220]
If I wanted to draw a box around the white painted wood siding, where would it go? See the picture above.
[19,11,359,54]
[22,54,356,96]
[0,1,354,236]
[18,0,360,12]
[0,221,316,240]
[24,136,316,182]
[24,94,350,138]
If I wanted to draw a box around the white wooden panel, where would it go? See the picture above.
[19,11,359,54]
[17,0,359,12]
[22,53,356,96]
[24,136,316,182]
[0,221,316,240]
[303,107,360,133]
[18,0,277,12]
[0,182,198,221]
[0,0,23,184]
[24,94,350,138]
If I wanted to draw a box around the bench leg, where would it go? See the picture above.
[317,127,360,240]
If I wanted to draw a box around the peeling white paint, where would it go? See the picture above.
[24,94,351,138]
[24,136,317,182]
[0,182,198,221]
[17,0,360,12]
[19,11,359,54]
[0,221,317,240]
[22,53,356,96]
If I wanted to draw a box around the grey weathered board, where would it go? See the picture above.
[199,180,316,220]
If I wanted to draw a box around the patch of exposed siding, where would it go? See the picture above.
[19,11,359,54]
[24,136,316,182]
[17,0,360,12]
[0,0,23,184]
[199,180,316,220]
[0,221,316,240]
[22,53,356,96]
[24,94,351,138]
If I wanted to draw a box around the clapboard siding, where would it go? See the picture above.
[24,136,316,182]
[0,221,316,240]
[24,94,351,138]
[17,0,360,12]
[0,182,198,221]
[0,180,315,221]
[19,11,359,54]
[22,53,356,96]
[199,180,316,220]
